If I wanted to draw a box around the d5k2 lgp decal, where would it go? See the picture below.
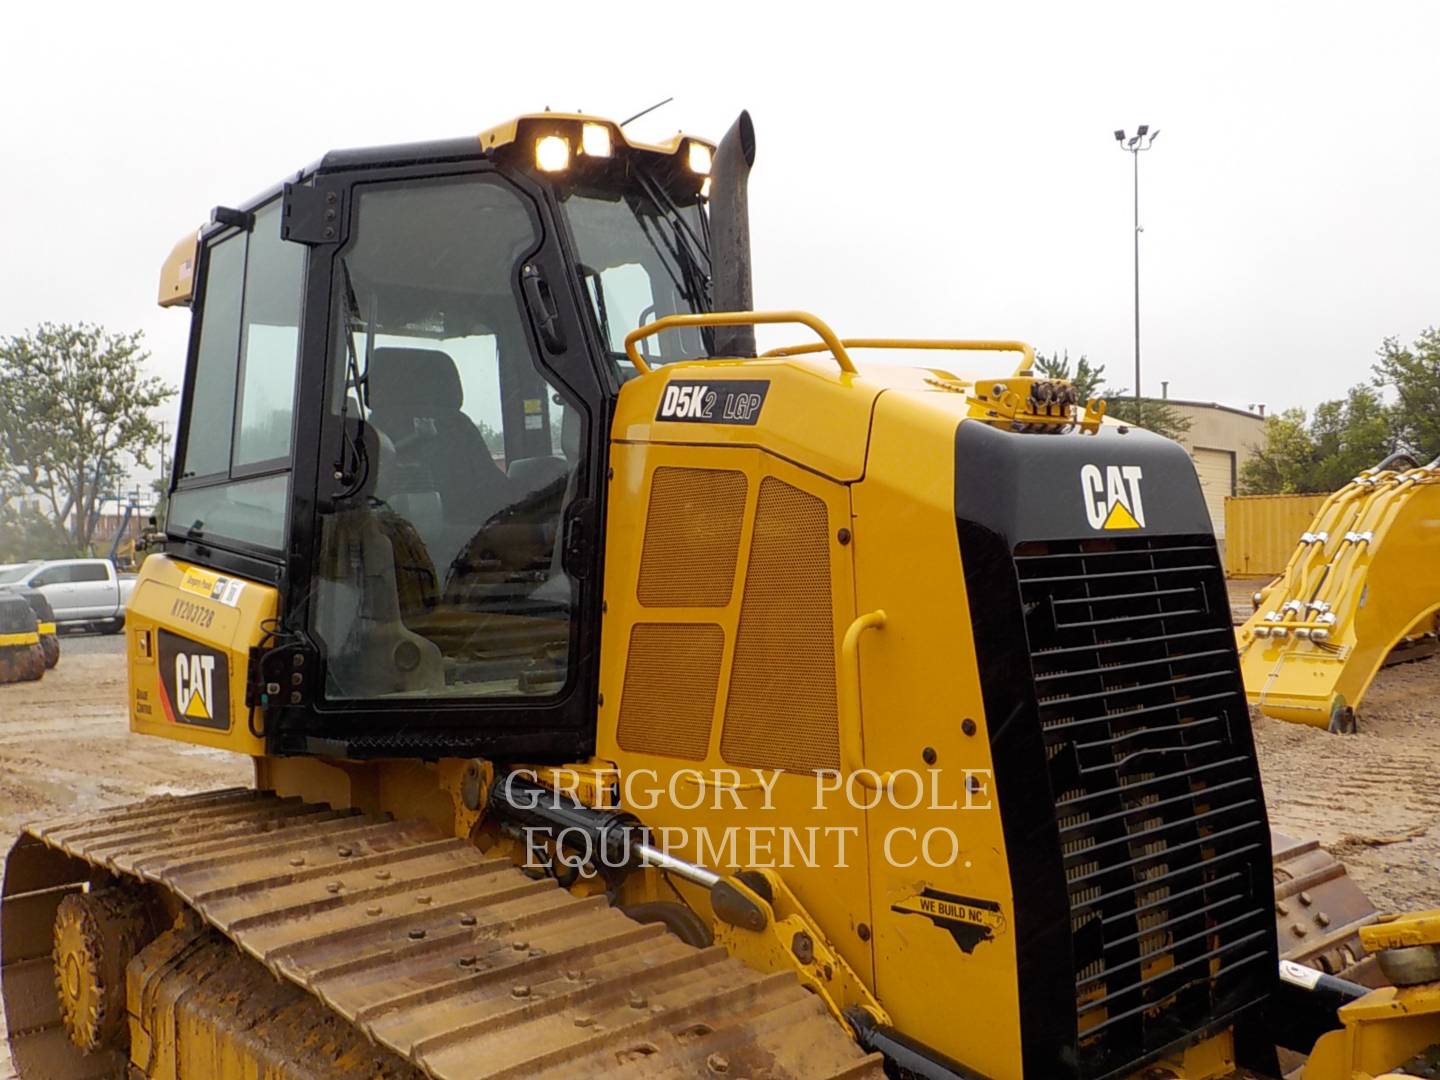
[655,379,769,425]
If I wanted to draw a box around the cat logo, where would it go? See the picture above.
[156,630,230,731]
[175,652,217,721]
[1081,464,1146,530]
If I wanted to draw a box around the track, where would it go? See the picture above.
[1,788,883,1079]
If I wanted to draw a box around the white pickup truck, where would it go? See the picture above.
[0,559,136,633]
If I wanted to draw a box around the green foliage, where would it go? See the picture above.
[1103,396,1193,442]
[1035,348,1190,439]
[1372,327,1440,458]
[1239,385,1395,494]
[1034,350,1106,404]
[0,323,174,551]
[0,506,83,563]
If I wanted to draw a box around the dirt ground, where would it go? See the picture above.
[1253,656,1440,912]
[0,636,248,1078]
[1231,575,1439,913]
[0,613,1435,1075]
[0,638,249,844]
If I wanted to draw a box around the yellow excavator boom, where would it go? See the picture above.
[1238,454,1440,728]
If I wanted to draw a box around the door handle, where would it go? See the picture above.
[521,264,567,354]
[561,498,595,580]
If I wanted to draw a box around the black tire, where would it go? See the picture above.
[104,615,126,635]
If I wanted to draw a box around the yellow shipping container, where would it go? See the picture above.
[1224,493,1329,576]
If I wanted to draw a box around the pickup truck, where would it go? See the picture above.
[0,559,135,633]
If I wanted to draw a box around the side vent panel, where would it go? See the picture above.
[616,623,725,760]
[637,468,748,607]
[721,477,840,773]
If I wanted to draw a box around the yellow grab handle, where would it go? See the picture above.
[763,338,1036,376]
[623,310,858,375]
[840,609,889,792]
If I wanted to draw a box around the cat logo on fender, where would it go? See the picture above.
[1081,464,1146,530]
[156,630,230,731]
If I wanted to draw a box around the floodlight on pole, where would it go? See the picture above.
[1114,124,1160,399]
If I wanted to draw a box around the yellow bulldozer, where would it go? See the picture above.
[1238,453,1440,731]
[3,110,1439,1080]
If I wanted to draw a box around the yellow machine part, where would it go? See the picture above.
[1301,982,1440,1079]
[1237,464,1440,728]
[125,554,277,756]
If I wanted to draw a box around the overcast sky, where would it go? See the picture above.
[4,0,1437,491]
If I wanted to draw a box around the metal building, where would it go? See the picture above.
[1153,399,1267,540]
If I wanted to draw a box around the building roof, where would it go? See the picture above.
[1144,398,1267,422]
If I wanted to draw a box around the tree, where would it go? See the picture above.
[1103,395,1193,442]
[0,505,81,563]
[1034,348,1190,440]
[1372,327,1440,460]
[0,324,174,550]
[1034,350,1106,403]
[1239,385,1395,494]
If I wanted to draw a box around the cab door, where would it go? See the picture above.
[281,162,610,760]
[29,564,79,620]
[70,563,114,619]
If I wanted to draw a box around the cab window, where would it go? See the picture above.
[560,187,709,372]
[311,174,584,703]
[30,565,72,587]
[169,198,304,551]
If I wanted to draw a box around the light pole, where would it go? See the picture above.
[1114,125,1160,399]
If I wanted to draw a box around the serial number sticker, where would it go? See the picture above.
[170,597,216,630]
[178,566,246,607]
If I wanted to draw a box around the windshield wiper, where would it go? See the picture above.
[331,260,372,503]
[631,164,711,311]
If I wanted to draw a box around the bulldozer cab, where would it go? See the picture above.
[162,117,714,760]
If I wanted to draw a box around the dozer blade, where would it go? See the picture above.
[2,789,883,1080]
[1271,830,1381,985]
[1238,460,1440,728]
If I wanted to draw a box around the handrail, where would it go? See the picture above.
[840,609,889,792]
[762,338,1036,377]
[623,310,858,375]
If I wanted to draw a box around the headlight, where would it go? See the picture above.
[581,123,612,158]
[687,140,712,175]
[535,135,571,172]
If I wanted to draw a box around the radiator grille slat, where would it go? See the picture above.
[1012,534,1272,1078]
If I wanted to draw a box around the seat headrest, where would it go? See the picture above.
[368,347,464,416]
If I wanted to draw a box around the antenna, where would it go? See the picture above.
[621,96,675,127]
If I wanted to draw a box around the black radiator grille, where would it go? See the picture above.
[1013,534,1272,1078]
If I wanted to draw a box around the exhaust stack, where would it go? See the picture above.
[709,111,756,357]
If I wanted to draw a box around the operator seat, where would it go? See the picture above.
[366,347,513,530]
